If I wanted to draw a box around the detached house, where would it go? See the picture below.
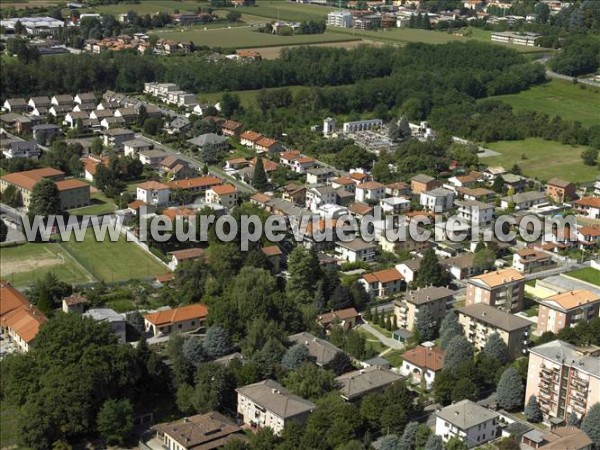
[306,185,337,212]
[136,180,170,206]
[512,248,553,274]
[420,187,455,213]
[2,98,28,113]
[317,307,360,330]
[359,268,404,298]
[394,286,454,331]
[411,174,442,194]
[144,303,208,337]
[335,238,376,263]
[435,400,499,448]
[205,184,238,209]
[546,178,576,203]
[400,342,444,389]
[288,331,346,368]
[240,130,263,148]
[574,197,600,219]
[102,128,135,149]
[336,366,403,401]
[255,137,284,154]
[355,181,385,203]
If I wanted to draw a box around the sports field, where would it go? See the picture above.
[481,139,598,183]
[0,242,92,287]
[488,80,600,128]
[61,230,168,283]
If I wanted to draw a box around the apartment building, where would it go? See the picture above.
[327,10,353,27]
[394,286,454,331]
[136,180,170,206]
[359,268,404,298]
[465,268,525,313]
[456,200,494,226]
[420,188,455,213]
[457,303,532,361]
[537,290,600,335]
[526,340,600,423]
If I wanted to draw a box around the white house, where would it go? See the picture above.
[236,379,316,436]
[359,267,404,298]
[420,188,455,213]
[501,191,547,210]
[355,181,385,203]
[335,238,376,263]
[380,197,411,215]
[456,200,494,226]
[205,184,239,209]
[136,180,170,206]
[123,139,153,157]
[435,400,499,448]
[82,308,126,344]
[399,342,444,390]
[306,185,337,212]
[395,258,421,284]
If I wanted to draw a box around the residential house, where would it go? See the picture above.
[447,171,483,188]
[355,181,385,203]
[100,116,126,129]
[385,181,410,197]
[102,128,135,149]
[292,156,317,174]
[513,248,553,274]
[2,98,28,113]
[396,258,421,284]
[74,92,96,105]
[336,366,403,401]
[152,412,246,450]
[0,281,47,352]
[435,399,499,448]
[62,294,87,314]
[457,303,532,360]
[255,137,284,154]
[306,185,337,212]
[573,197,600,219]
[484,166,506,180]
[81,155,109,182]
[455,186,495,202]
[205,184,238,209]
[577,225,600,249]
[331,176,356,193]
[281,183,306,206]
[522,427,592,450]
[136,180,170,206]
[2,140,40,160]
[456,200,494,226]
[63,111,89,128]
[500,173,527,192]
[400,342,444,389]
[411,174,442,194]
[380,197,411,215]
[168,176,223,194]
[239,130,263,148]
[168,248,205,270]
[225,157,250,171]
[166,116,191,134]
[465,268,525,313]
[27,96,51,111]
[288,331,346,368]
[90,109,114,121]
[306,167,333,185]
[317,307,360,330]
[144,304,208,337]
[138,149,168,168]
[123,139,152,157]
[51,94,74,106]
[83,308,126,343]
[113,107,138,124]
[525,340,600,423]
[335,238,376,263]
[420,188,455,213]
[347,202,373,219]
[188,133,228,152]
[394,286,454,331]
[359,268,404,298]
[160,156,198,180]
[236,379,316,435]
[546,178,576,203]
[262,245,282,273]
[537,290,600,335]
[220,119,243,137]
[378,227,432,255]
[501,191,547,210]
[32,124,60,142]
[442,253,478,280]
[48,104,72,118]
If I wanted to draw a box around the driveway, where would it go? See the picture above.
[356,322,403,350]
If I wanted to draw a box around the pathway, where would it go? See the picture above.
[356,322,403,350]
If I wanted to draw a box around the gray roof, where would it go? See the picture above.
[188,133,227,147]
[457,303,532,331]
[412,174,435,183]
[170,116,190,129]
[312,185,336,196]
[362,357,390,368]
[442,253,475,270]
[423,187,454,197]
[436,400,498,430]
[83,308,124,323]
[236,379,316,419]
[399,258,422,271]
[502,191,547,204]
[336,238,376,252]
[123,139,150,148]
[336,366,403,400]
[406,286,454,306]
[393,328,413,339]
[139,149,168,159]
[32,124,60,131]
[103,128,134,136]
[501,173,526,184]
[457,199,494,209]
[307,167,333,176]
[529,340,600,379]
[288,331,344,366]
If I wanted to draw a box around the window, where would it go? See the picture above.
[178,324,182,329]
[191,321,195,326]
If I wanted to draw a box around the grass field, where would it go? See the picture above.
[566,267,600,286]
[0,403,19,448]
[488,80,600,128]
[240,1,335,22]
[481,139,598,183]
[61,230,168,283]
[0,242,92,287]
[68,191,117,216]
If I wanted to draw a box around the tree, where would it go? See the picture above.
[424,434,443,450]
[281,344,311,370]
[204,325,232,358]
[96,399,133,446]
[380,403,408,435]
[91,136,104,155]
[286,246,320,301]
[143,118,162,136]
[283,362,338,401]
[439,312,463,350]
[192,362,235,413]
[567,411,580,427]
[497,437,520,450]
[451,377,478,403]
[581,148,598,166]
[327,351,352,376]
[2,184,23,207]
[473,247,496,271]
[253,156,269,191]
[483,332,509,365]
[400,421,419,449]
[28,178,62,217]
[524,395,543,423]
[182,337,208,367]
[0,219,8,243]
[227,10,242,22]
[221,93,241,118]
[379,435,402,450]
[492,175,505,193]
[446,436,469,450]
[581,403,600,448]
[415,248,448,287]
[414,305,436,342]
[443,335,473,372]
[497,367,524,411]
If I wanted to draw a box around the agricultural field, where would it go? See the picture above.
[240,1,335,22]
[565,267,600,286]
[0,242,92,287]
[61,230,169,283]
[481,138,598,183]
[488,80,600,128]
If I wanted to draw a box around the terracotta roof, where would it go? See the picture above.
[127,200,147,209]
[350,172,367,181]
[250,192,272,203]
[455,186,494,197]
[542,290,600,311]
[255,137,278,149]
[362,268,403,284]
[516,248,551,262]
[318,308,359,326]
[280,150,301,161]
[578,226,600,237]
[137,180,169,190]
[211,184,237,196]
[455,171,482,184]
[357,181,384,190]
[250,157,278,172]
[296,156,315,164]
[168,176,222,190]
[0,281,47,344]
[348,202,373,216]
[468,268,524,288]
[240,130,263,142]
[226,157,248,165]
[144,303,208,326]
[221,119,242,131]
[55,179,89,191]
[63,294,87,306]
[169,247,205,261]
[386,182,409,190]
[332,176,355,186]
[537,426,593,450]
[162,207,196,222]
[402,345,445,372]
[0,167,64,191]
[262,245,282,257]
[574,197,600,208]
[154,273,175,283]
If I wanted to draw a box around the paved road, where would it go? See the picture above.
[356,322,403,350]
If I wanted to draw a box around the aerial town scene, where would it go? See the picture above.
[0,0,599,449]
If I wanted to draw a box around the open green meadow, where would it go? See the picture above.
[239,1,335,22]
[61,230,168,283]
[0,242,92,287]
[488,80,600,128]
[481,138,598,183]
[565,267,600,286]
[68,190,117,216]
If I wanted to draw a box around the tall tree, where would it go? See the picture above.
[567,411,580,427]
[414,305,436,342]
[424,434,443,450]
[253,156,269,191]
[443,335,473,372]
[483,332,509,365]
[446,436,469,450]
[28,178,62,217]
[524,395,543,423]
[283,362,338,401]
[203,325,232,359]
[581,403,600,448]
[415,248,448,287]
[497,367,524,411]
[192,362,235,413]
[281,344,311,370]
[96,399,134,446]
[286,246,320,301]
[439,312,463,349]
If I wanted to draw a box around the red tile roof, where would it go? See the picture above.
[401,345,445,372]
[0,281,47,344]
[211,184,237,196]
[168,176,222,190]
[144,304,208,326]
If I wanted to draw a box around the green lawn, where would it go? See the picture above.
[481,139,598,183]
[382,348,404,367]
[244,1,335,22]
[72,0,200,15]
[488,80,600,127]
[61,230,169,283]
[153,26,356,49]
[68,191,117,216]
[565,267,600,286]
[329,26,467,46]
[0,403,20,448]
[0,242,92,288]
